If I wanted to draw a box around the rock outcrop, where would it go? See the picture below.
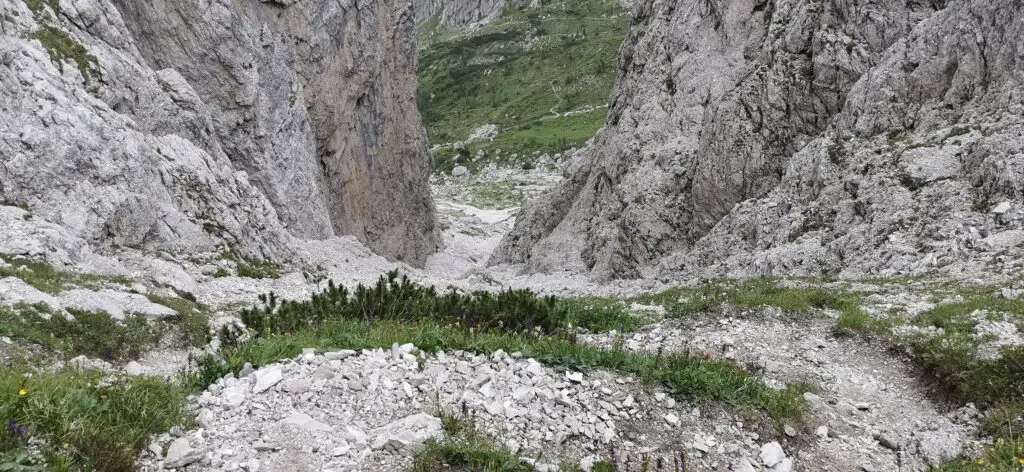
[413,0,533,29]
[1,0,440,266]
[491,0,1024,279]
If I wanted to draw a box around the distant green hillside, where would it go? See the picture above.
[417,0,627,172]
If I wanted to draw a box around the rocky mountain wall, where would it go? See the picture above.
[491,0,1024,280]
[0,0,440,266]
[414,0,535,29]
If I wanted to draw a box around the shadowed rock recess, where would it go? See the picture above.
[0,0,440,266]
[491,0,1024,280]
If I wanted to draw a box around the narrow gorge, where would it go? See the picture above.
[0,0,1021,471]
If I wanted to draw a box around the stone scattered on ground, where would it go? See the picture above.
[580,307,983,471]
[137,346,798,471]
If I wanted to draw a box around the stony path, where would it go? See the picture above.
[582,307,983,471]
[139,345,805,471]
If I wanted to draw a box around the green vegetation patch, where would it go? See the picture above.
[458,181,527,210]
[411,410,535,472]
[29,25,100,81]
[887,292,1024,406]
[635,279,862,320]
[418,0,626,171]
[229,271,576,340]
[559,297,649,333]
[21,0,102,85]
[0,254,131,295]
[23,0,60,16]
[206,273,810,425]
[0,293,210,363]
[411,405,618,471]
[0,304,159,362]
[0,367,191,471]
[145,294,213,348]
[212,252,282,279]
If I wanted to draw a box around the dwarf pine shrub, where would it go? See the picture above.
[226,271,567,346]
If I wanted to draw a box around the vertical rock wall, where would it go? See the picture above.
[492,0,1023,279]
[0,0,440,266]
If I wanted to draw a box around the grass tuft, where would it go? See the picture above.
[0,304,160,363]
[28,25,100,82]
[0,367,191,471]
[219,252,281,279]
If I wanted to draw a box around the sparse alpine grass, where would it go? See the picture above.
[0,297,209,364]
[835,286,1024,469]
[0,254,132,295]
[410,406,534,472]
[145,294,213,348]
[219,252,282,279]
[0,304,159,363]
[207,272,810,425]
[412,401,618,472]
[559,297,649,333]
[637,278,861,320]
[0,366,192,472]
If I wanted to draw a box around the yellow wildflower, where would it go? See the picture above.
[17,388,27,397]
[1018,458,1024,465]
[977,458,985,465]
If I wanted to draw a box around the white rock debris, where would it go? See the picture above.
[138,347,786,471]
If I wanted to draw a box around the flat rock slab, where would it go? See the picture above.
[0,277,57,307]
[281,412,334,432]
[59,289,176,320]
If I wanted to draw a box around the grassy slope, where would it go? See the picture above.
[417,0,627,172]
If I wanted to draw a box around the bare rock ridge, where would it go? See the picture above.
[492,0,1024,280]
[413,0,535,29]
[1,0,440,266]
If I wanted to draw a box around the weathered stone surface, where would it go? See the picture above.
[491,0,1024,281]
[0,0,439,267]
[760,441,786,468]
[281,411,334,432]
[164,438,202,469]
[253,365,283,393]
[414,0,514,28]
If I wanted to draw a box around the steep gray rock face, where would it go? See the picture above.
[492,0,1023,279]
[0,0,439,266]
[414,0,534,29]
[441,0,508,28]
[663,0,1024,279]
[413,0,445,24]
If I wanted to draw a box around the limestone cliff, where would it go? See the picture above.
[414,0,532,29]
[491,0,1024,279]
[0,0,440,266]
